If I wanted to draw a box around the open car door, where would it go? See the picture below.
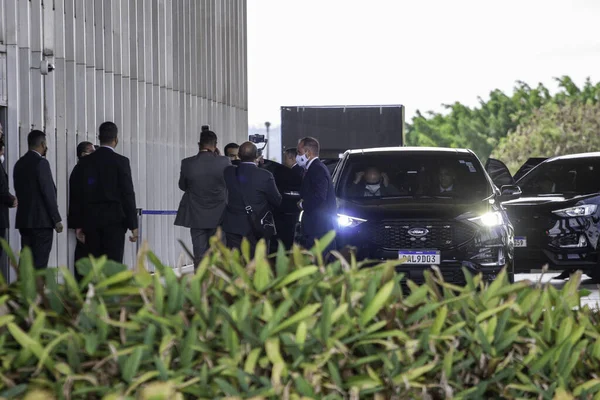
[513,157,547,182]
[321,158,340,175]
[485,158,515,188]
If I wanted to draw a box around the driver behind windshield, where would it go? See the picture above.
[350,167,396,197]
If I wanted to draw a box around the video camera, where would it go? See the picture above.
[249,134,266,144]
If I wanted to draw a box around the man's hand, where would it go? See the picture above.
[76,228,85,244]
[382,172,390,187]
[354,171,365,184]
[129,228,139,243]
[55,222,64,233]
[10,197,17,208]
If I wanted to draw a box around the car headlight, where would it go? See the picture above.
[337,214,367,228]
[469,211,503,227]
[552,204,598,218]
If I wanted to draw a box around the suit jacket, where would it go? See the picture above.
[0,163,15,230]
[14,151,61,229]
[222,163,282,236]
[174,151,231,229]
[272,163,303,214]
[300,158,337,236]
[68,147,137,230]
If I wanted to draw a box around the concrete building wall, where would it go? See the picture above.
[0,0,247,279]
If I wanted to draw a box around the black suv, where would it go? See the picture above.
[333,147,518,283]
[487,153,600,279]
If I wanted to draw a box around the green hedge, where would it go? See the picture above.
[0,234,599,399]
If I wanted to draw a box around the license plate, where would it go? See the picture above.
[515,236,527,248]
[399,250,440,265]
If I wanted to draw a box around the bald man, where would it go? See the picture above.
[222,141,282,254]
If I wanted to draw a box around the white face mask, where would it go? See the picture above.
[0,155,4,164]
[296,154,308,168]
[365,184,381,195]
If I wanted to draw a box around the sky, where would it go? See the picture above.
[247,0,600,129]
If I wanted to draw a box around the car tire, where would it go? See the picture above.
[508,272,515,284]
[588,267,600,283]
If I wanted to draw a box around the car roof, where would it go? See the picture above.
[545,152,600,163]
[345,146,474,155]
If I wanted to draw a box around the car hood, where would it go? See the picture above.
[503,193,599,209]
[337,197,494,220]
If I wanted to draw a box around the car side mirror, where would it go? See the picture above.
[498,184,522,201]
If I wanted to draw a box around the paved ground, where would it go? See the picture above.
[178,265,600,309]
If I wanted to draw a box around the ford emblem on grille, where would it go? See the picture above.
[407,228,429,237]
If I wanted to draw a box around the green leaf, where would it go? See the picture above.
[35,332,71,374]
[122,346,144,383]
[60,266,85,303]
[7,323,53,370]
[95,270,134,290]
[244,348,262,374]
[215,377,240,396]
[253,253,272,292]
[275,266,319,289]
[392,362,436,385]
[296,322,307,349]
[320,295,334,345]
[275,243,289,277]
[18,247,37,304]
[153,271,164,315]
[359,280,394,326]
[271,304,321,335]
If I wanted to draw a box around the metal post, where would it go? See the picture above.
[136,208,142,256]
[265,121,270,160]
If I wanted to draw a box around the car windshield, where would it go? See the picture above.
[517,157,600,195]
[337,152,492,202]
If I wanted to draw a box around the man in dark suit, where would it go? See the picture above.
[68,141,95,273]
[222,142,282,253]
[296,137,337,254]
[14,130,63,269]
[0,136,18,279]
[69,122,138,263]
[175,129,230,267]
[271,148,304,250]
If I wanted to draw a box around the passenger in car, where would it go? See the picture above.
[350,167,396,197]
[439,166,457,193]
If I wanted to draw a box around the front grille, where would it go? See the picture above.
[508,212,555,248]
[364,220,476,250]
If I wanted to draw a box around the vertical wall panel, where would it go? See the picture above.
[1,0,248,276]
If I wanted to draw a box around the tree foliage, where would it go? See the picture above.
[491,100,600,173]
[406,76,600,163]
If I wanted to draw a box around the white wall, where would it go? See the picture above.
[0,0,248,279]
